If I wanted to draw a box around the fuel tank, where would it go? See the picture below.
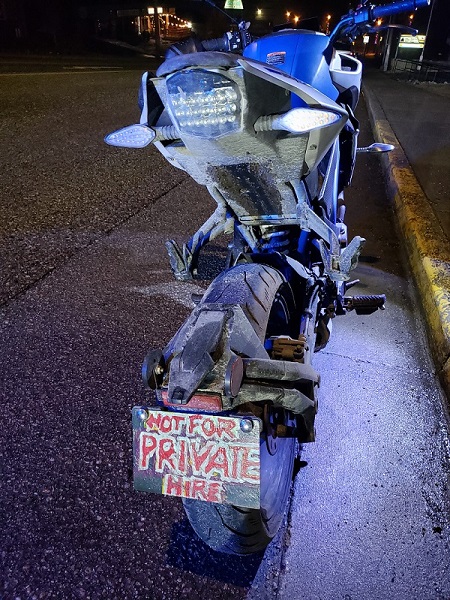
[243,30,339,103]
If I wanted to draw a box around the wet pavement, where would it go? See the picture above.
[0,60,449,599]
[362,68,450,397]
[363,68,450,241]
[273,91,450,600]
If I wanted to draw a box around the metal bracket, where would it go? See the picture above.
[165,189,233,280]
[165,240,194,281]
[297,202,340,255]
[269,335,308,362]
[243,356,319,386]
[162,303,269,406]
[319,235,366,282]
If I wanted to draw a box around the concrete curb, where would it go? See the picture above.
[362,82,450,398]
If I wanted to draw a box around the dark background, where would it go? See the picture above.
[0,0,447,60]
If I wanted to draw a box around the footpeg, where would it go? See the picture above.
[165,239,193,281]
[344,294,386,315]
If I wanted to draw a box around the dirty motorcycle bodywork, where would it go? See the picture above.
[106,0,429,555]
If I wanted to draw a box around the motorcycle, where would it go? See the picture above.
[106,0,429,555]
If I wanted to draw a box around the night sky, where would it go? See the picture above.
[183,0,431,33]
[50,0,433,35]
[4,0,438,49]
[196,0,354,25]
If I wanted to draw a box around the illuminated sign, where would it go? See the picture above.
[399,34,426,49]
[224,0,244,9]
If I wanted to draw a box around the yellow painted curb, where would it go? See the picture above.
[363,83,450,398]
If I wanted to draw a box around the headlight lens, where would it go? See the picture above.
[166,69,241,138]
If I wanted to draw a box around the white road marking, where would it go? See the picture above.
[62,66,124,70]
[0,69,138,76]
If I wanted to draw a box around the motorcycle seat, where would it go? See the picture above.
[156,51,241,77]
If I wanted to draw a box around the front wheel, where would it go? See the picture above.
[183,263,298,554]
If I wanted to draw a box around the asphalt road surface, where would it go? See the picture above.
[0,58,449,599]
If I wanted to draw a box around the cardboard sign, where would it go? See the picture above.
[133,409,261,508]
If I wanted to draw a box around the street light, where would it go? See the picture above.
[326,14,331,34]
[374,19,382,45]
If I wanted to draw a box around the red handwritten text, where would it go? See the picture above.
[138,432,259,484]
[162,474,223,503]
[145,412,240,442]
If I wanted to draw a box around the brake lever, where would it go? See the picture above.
[238,20,252,49]
[367,24,418,34]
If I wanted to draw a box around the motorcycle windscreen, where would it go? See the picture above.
[132,408,262,508]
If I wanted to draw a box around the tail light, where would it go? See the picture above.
[166,69,241,138]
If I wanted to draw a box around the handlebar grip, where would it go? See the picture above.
[202,36,229,52]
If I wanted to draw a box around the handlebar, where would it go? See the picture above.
[199,25,252,53]
[372,0,430,20]
[330,0,430,42]
[356,0,430,24]
[165,30,242,59]
[165,21,251,60]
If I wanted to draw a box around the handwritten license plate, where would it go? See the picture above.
[132,408,261,509]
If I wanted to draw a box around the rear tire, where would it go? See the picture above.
[183,263,298,554]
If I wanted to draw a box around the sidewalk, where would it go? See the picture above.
[362,68,450,398]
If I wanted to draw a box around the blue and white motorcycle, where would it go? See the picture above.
[106,0,429,555]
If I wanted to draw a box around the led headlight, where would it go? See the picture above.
[166,69,241,138]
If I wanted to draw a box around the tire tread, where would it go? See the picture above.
[183,263,296,555]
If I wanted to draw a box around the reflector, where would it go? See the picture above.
[161,390,222,411]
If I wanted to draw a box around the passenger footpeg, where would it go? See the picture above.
[319,235,366,281]
[344,294,386,315]
[165,239,194,281]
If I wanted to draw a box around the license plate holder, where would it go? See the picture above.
[132,408,261,509]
